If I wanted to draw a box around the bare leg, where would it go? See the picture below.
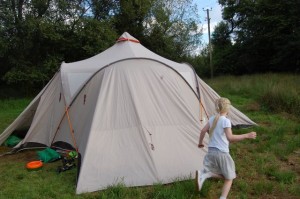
[209,173,224,179]
[220,179,233,198]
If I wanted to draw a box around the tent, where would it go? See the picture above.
[0,32,256,194]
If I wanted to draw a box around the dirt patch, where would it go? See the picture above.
[257,195,300,199]
[0,147,38,162]
[258,121,272,127]
[287,150,300,176]
[280,112,299,122]
[245,101,261,112]
[0,146,11,154]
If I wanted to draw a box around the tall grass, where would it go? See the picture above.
[206,73,300,116]
[0,98,32,132]
[0,73,299,199]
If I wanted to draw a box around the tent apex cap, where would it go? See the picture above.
[117,32,140,43]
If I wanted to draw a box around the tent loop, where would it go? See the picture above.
[145,128,155,151]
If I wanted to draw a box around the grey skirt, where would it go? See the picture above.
[203,147,236,180]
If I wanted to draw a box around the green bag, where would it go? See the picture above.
[37,148,61,163]
[4,135,22,147]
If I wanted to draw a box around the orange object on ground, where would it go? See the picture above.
[26,160,43,170]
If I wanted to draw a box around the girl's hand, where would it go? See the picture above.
[198,143,204,148]
[247,132,257,139]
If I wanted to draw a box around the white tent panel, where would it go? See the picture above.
[76,59,205,193]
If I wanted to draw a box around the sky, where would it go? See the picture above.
[195,0,223,44]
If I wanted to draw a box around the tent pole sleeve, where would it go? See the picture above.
[199,98,209,122]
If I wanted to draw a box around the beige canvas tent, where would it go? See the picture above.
[0,32,256,194]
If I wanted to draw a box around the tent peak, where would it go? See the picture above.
[117,32,140,43]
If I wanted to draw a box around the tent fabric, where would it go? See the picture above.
[195,76,256,126]
[61,32,198,104]
[76,59,203,193]
[0,32,256,194]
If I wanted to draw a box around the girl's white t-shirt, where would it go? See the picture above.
[208,115,231,152]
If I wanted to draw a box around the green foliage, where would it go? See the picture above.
[3,67,48,85]
[91,0,119,20]
[115,0,154,39]
[0,0,202,94]
[186,46,211,77]
[215,0,300,74]
[211,21,235,74]
[206,73,300,116]
[0,98,31,132]
[264,166,297,184]
[252,181,274,196]
[142,0,202,61]
[236,180,249,193]
[260,88,300,117]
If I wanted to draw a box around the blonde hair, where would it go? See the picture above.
[209,97,231,136]
[215,97,231,114]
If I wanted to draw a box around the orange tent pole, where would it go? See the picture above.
[52,89,79,152]
[64,106,79,152]
[198,91,209,123]
[200,97,203,123]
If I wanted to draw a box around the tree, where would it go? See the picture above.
[142,0,202,61]
[90,0,119,20]
[114,0,154,40]
[211,21,235,75]
[218,0,300,73]
[0,0,203,96]
[186,46,211,77]
[0,0,117,94]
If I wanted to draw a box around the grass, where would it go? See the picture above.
[0,98,32,132]
[206,73,300,116]
[0,73,299,199]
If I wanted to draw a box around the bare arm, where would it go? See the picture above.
[198,123,209,148]
[224,127,257,143]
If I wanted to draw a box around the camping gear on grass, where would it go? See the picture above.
[4,135,21,147]
[37,147,61,163]
[57,156,76,173]
[26,160,43,171]
[57,150,77,173]
[0,32,256,194]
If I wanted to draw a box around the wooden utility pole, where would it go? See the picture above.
[203,7,213,78]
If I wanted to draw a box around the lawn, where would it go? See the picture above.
[0,73,299,199]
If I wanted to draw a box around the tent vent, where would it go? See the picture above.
[117,37,140,43]
[84,94,86,104]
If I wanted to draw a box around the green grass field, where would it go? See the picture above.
[0,73,299,199]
